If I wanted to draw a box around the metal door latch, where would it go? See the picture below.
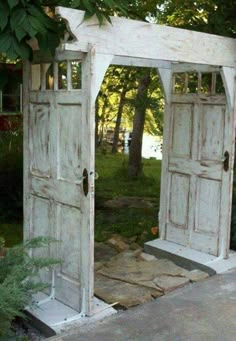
[222,151,229,172]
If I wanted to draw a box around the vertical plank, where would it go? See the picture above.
[157,65,172,104]
[67,60,72,91]
[23,61,31,242]
[53,62,58,91]
[80,46,113,315]
[211,72,216,94]
[221,67,236,111]
[218,70,236,258]
[40,64,47,90]
[157,66,173,239]
[188,103,200,245]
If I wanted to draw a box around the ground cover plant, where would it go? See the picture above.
[0,120,23,247]
[0,236,59,339]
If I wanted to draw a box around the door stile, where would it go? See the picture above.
[23,60,31,242]
[80,46,113,315]
[219,68,236,258]
[188,102,200,247]
[80,48,95,316]
[157,66,173,240]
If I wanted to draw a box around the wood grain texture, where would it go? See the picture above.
[56,7,236,67]
[23,52,110,313]
[160,68,234,256]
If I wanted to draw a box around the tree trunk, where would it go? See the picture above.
[112,86,127,153]
[128,71,151,177]
[98,96,108,146]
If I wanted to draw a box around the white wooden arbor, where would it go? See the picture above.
[23,6,236,326]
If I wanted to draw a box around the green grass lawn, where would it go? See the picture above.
[95,151,162,245]
[95,152,162,199]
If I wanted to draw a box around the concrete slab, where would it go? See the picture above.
[47,268,236,341]
[26,293,116,335]
[144,239,236,274]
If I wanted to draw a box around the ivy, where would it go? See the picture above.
[0,0,129,60]
[0,2,10,31]
[7,0,19,10]
[0,0,59,60]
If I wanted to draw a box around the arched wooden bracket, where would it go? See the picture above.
[83,168,89,196]
[221,67,235,111]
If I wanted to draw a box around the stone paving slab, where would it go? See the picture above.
[95,249,209,308]
[95,274,163,308]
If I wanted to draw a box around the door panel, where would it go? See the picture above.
[195,177,221,234]
[171,103,193,158]
[24,51,113,314]
[28,90,84,310]
[160,69,231,256]
[25,59,90,312]
[57,104,82,182]
[200,105,225,161]
[169,173,190,228]
[30,196,52,287]
[30,103,50,177]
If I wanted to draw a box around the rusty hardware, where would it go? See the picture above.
[223,151,229,172]
[82,168,89,196]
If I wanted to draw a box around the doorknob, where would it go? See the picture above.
[223,151,229,172]
[82,168,89,196]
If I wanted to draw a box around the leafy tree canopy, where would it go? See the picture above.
[0,0,129,60]
[156,0,236,37]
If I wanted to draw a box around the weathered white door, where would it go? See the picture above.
[23,49,112,314]
[159,66,235,257]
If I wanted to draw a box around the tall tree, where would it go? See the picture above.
[111,84,128,154]
[124,1,163,177]
[128,70,151,177]
[111,68,133,154]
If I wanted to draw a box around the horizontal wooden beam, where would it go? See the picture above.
[56,7,236,68]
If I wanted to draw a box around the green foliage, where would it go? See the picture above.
[0,118,23,249]
[0,0,129,60]
[69,0,128,25]
[0,127,23,223]
[0,0,60,60]
[0,224,23,247]
[156,0,236,37]
[0,236,60,338]
[96,65,164,144]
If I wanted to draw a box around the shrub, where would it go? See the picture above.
[0,236,59,338]
[0,129,23,222]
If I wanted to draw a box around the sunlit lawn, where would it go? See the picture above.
[95,150,162,244]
